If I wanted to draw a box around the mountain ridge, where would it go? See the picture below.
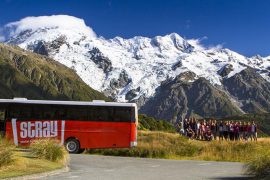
[0,43,109,101]
[1,15,270,122]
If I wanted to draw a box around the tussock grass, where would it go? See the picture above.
[0,138,69,178]
[194,140,257,162]
[89,131,200,158]
[30,139,69,165]
[0,137,14,167]
[88,131,200,158]
[0,151,64,179]
[87,131,270,163]
[245,149,270,179]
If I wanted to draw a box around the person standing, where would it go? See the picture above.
[196,120,201,140]
[191,118,196,137]
[201,121,206,140]
[234,122,240,141]
[243,122,248,141]
[239,122,244,140]
[183,119,188,136]
[251,121,257,141]
[218,121,224,141]
[211,120,217,140]
[247,122,252,141]
[229,121,235,141]
[223,121,229,141]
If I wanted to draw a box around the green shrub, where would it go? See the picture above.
[0,137,14,167]
[30,139,68,164]
[138,114,176,133]
[245,149,270,178]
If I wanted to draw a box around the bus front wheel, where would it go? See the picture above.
[65,138,80,154]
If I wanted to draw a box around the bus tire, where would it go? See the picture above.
[65,138,80,154]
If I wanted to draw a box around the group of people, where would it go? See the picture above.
[181,118,258,141]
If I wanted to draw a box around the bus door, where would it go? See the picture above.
[0,109,6,137]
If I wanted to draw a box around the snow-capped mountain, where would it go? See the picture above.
[2,15,270,121]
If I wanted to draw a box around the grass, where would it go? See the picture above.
[0,137,14,167]
[87,130,270,162]
[30,139,69,163]
[89,131,199,158]
[0,151,64,179]
[0,139,69,179]
[245,148,270,179]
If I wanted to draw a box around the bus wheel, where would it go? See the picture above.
[65,138,80,154]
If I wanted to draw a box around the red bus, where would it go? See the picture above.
[0,98,138,153]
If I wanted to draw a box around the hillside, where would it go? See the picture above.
[0,43,109,101]
[140,72,243,123]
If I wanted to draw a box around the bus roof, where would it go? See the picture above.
[0,98,137,107]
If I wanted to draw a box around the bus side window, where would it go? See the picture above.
[57,108,67,120]
[114,108,131,122]
[44,111,52,119]
[107,107,114,122]
[78,108,88,121]
[20,106,31,119]
[88,107,93,121]
[92,107,109,122]
[31,106,43,120]
[9,107,20,119]
[66,106,78,120]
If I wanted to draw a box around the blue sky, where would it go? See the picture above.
[0,0,269,56]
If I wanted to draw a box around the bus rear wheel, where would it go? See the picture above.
[65,138,80,154]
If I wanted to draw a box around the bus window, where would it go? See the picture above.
[9,106,20,119]
[8,105,32,120]
[31,106,43,120]
[113,107,131,122]
[97,107,108,121]
[20,106,31,119]
[58,108,67,120]
[91,106,110,122]
[76,107,88,120]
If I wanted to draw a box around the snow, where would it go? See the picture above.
[5,15,96,39]
[2,15,270,102]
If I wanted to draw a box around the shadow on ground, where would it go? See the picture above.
[210,177,253,180]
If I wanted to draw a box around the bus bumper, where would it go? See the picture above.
[130,141,137,147]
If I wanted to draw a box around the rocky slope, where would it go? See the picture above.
[140,72,243,123]
[1,15,270,122]
[223,67,270,113]
[0,43,109,101]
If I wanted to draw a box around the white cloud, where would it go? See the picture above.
[188,36,223,51]
[208,44,224,51]
[4,15,96,38]
[187,37,207,51]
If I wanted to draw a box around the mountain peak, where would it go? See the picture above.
[3,15,96,41]
[2,15,270,107]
